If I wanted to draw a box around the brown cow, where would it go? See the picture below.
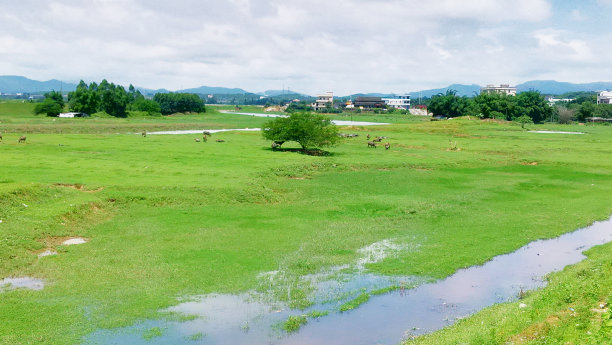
[202,135,207,142]
[385,142,390,150]
[373,137,383,142]
[142,131,146,137]
[194,138,200,142]
[215,139,225,142]
[367,141,377,148]
[0,132,3,143]
[18,136,26,143]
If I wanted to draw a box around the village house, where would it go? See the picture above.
[311,92,334,111]
[481,84,517,96]
[382,94,410,109]
[597,91,612,104]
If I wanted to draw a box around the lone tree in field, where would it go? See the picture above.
[515,114,534,129]
[262,112,340,151]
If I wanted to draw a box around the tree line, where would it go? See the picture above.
[428,90,554,123]
[427,90,612,123]
[34,80,205,117]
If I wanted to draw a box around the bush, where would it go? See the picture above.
[130,98,161,115]
[153,93,205,115]
[557,107,575,124]
[262,112,340,151]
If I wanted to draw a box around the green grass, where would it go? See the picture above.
[142,327,164,340]
[281,315,309,333]
[339,292,371,312]
[0,103,611,344]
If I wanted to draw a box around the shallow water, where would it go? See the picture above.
[0,277,45,291]
[84,217,612,345]
[528,130,584,134]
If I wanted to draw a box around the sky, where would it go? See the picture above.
[1,0,611,95]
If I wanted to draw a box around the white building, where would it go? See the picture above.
[481,84,517,96]
[382,94,410,110]
[597,91,612,104]
[312,92,333,111]
[58,112,89,118]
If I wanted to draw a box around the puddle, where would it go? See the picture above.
[0,277,45,291]
[528,130,584,134]
[62,238,87,245]
[84,217,612,345]
[38,250,58,258]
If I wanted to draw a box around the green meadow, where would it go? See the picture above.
[1,102,611,344]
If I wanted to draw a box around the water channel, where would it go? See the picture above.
[85,216,612,345]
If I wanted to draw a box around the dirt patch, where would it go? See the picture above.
[54,183,104,193]
[453,133,489,139]
[394,144,426,150]
[40,236,89,247]
[288,177,307,180]
[507,312,565,344]
[482,119,510,124]
[521,161,539,166]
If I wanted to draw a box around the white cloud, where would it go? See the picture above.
[0,0,610,94]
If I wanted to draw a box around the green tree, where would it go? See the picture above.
[68,80,99,115]
[153,93,205,115]
[34,91,64,117]
[262,112,340,151]
[428,90,471,117]
[515,91,553,123]
[130,98,161,115]
[515,114,534,128]
[577,102,595,121]
[96,80,129,117]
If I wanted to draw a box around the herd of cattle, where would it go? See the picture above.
[341,133,391,150]
[1,130,390,150]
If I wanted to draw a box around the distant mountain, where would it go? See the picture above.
[349,92,395,98]
[136,87,170,96]
[409,84,481,98]
[0,75,77,94]
[258,89,310,97]
[179,85,249,95]
[516,80,612,94]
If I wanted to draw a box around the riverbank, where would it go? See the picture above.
[404,241,611,345]
[1,106,611,344]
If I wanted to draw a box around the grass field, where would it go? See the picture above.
[1,102,611,344]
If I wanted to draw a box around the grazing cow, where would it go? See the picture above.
[271,142,281,150]
[385,142,390,150]
[202,135,207,142]
[215,139,225,142]
[194,138,200,142]
[0,132,2,143]
[203,131,212,136]
[367,134,370,139]
[18,136,26,143]
[141,131,146,137]
[367,141,377,148]
[373,137,383,142]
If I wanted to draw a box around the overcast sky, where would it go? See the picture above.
[1,0,611,95]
